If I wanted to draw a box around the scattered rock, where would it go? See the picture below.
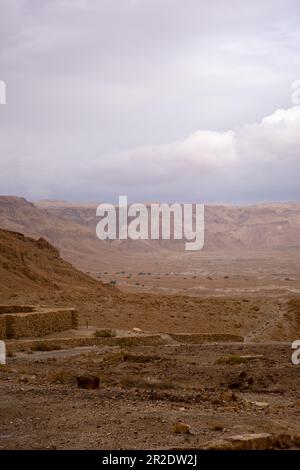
[76,374,100,390]
[248,401,269,408]
[228,371,253,390]
[211,398,223,405]
[228,380,244,390]
[204,439,234,450]
[133,328,142,333]
[203,433,273,450]
[273,433,293,449]
[227,433,273,450]
[212,424,224,431]
[172,421,191,434]
[220,389,237,402]
[293,435,300,447]
[20,376,29,383]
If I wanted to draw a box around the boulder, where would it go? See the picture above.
[227,433,273,450]
[76,374,100,390]
[172,421,191,434]
[203,440,234,450]
[204,433,273,450]
[273,433,293,449]
[220,389,237,402]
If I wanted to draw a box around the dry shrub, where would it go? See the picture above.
[48,369,75,384]
[216,355,248,365]
[94,329,116,338]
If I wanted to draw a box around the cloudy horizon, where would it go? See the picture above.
[0,0,300,204]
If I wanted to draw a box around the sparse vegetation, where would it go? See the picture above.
[94,328,116,338]
[48,370,75,384]
[216,355,249,365]
[117,337,140,347]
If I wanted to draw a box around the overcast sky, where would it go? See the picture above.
[0,0,300,203]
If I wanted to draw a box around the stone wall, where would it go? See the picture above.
[0,305,34,314]
[0,306,78,339]
[169,333,244,343]
[6,334,166,353]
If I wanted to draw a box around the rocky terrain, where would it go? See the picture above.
[1,341,300,450]
[0,196,299,450]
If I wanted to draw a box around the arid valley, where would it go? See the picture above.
[0,196,299,450]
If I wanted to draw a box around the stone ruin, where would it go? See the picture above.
[0,305,78,340]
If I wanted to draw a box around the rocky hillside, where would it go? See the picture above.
[0,227,112,296]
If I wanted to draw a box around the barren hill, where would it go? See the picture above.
[0,227,125,328]
[0,196,112,272]
[0,228,107,295]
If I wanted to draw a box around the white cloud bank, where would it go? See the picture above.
[1,105,300,203]
[87,130,238,185]
[77,105,300,203]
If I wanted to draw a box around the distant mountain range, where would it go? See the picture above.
[0,196,299,273]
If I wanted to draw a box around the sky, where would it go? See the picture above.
[0,0,300,204]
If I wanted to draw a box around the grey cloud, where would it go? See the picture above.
[0,0,300,202]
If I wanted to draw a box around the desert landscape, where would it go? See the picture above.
[1,0,300,456]
[0,196,300,450]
